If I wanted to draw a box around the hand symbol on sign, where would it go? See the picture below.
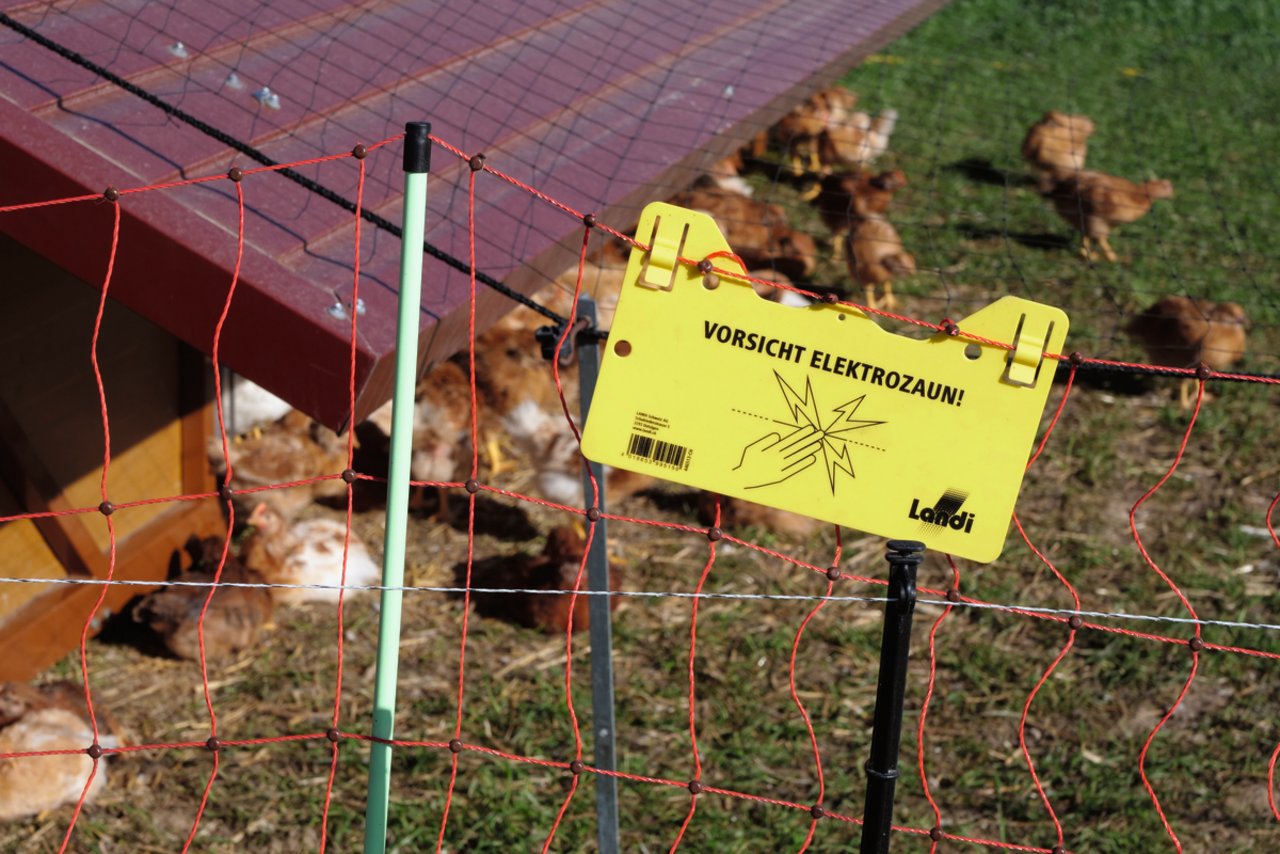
[733,424,822,489]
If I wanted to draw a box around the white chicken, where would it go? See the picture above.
[241,504,381,604]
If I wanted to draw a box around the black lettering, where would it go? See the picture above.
[704,321,719,339]
[942,386,957,405]
[793,345,808,363]
[731,328,746,348]
[870,366,886,385]
[810,350,824,369]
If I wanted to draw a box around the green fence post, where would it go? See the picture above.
[363,120,431,854]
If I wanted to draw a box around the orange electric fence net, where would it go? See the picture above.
[0,127,1279,853]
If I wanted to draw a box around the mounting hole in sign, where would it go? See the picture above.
[964,343,981,360]
[614,340,632,357]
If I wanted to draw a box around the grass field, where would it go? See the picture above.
[5,1,1280,852]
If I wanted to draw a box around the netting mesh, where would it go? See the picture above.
[1,1,1279,852]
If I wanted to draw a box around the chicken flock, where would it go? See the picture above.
[1,87,1251,823]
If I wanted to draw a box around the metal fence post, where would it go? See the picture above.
[573,294,621,854]
[860,540,924,854]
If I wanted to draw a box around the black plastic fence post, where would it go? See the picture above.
[573,295,620,854]
[860,539,925,854]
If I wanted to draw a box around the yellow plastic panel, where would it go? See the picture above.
[581,203,1069,562]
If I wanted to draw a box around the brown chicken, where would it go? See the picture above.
[669,185,817,280]
[1022,111,1096,194]
[132,537,274,660]
[812,168,908,260]
[460,525,623,633]
[698,491,822,538]
[212,408,351,521]
[845,214,915,312]
[771,86,859,175]
[1049,171,1173,262]
[818,109,899,171]
[0,681,118,820]
[1126,296,1248,407]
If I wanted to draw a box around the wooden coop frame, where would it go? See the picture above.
[0,233,224,680]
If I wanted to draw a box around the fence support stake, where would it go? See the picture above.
[575,295,621,854]
[363,120,431,854]
[860,539,924,854]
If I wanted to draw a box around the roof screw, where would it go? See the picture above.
[327,302,349,320]
[225,71,244,90]
[354,297,366,316]
[169,41,189,59]
[253,87,281,110]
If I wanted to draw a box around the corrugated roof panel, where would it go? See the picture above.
[0,0,946,429]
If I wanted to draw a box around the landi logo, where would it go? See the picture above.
[907,489,975,535]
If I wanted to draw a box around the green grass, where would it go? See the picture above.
[828,0,1280,367]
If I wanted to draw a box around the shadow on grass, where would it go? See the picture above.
[947,156,1035,189]
[954,221,1072,252]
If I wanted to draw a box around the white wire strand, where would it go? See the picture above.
[4,574,1280,635]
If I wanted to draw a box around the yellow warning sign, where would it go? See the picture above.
[580,203,1069,562]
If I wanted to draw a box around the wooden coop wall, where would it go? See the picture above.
[0,233,224,680]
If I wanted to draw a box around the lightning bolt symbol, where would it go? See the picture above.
[774,371,822,428]
[827,395,887,436]
[822,442,856,491]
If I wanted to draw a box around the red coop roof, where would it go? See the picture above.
[0,0,945,430]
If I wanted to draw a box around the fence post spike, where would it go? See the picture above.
[860,539,924,854]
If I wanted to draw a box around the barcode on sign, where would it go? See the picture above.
[627,433,689,469]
